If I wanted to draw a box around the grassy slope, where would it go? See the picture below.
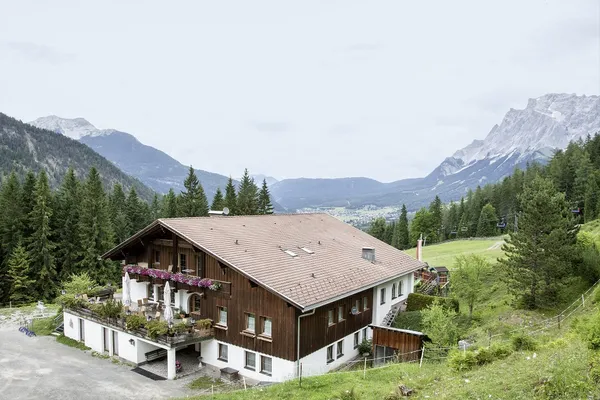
[404,236,507,268]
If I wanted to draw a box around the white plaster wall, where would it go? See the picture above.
[83,319,104,353]
[126,279,150,305]
[372,274,412,325]
[299,327,370,378]
[63,312,79,341]
[201,340,296,382]
[116,331,140,363]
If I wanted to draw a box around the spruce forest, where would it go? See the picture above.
[0,165,273,305]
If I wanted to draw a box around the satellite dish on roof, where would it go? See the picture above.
[223,207,230,215]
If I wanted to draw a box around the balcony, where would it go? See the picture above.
[66,305,214,348]
[123,265,232,296]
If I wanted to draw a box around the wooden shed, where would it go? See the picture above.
[370,325,428,366]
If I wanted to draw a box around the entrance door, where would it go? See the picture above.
[112,331,119,356]
[79,319,85,342]
[103,327,109,352]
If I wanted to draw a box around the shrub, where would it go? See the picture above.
[95,300,123,319]
[357,339,372,356]
[583,311,600,350]
[196,318,213,330]
[393,311,423,331]
[448,349,477,371]
[125,314,145,331]
[173,321,188,334]
[421,302,459,347]
[511,332,538,351]
[146,320,169,339]
[489,343,512,359]
[406,293,459,313]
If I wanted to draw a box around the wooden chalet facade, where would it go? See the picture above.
[74,214,427,381]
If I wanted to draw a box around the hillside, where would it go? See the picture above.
[0,113,155,200]
[271,93,600,211]
[29,116,232,201]
[184,233,600,399]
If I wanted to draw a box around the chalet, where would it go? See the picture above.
[62,214,426,382]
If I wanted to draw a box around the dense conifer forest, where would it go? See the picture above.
[0,164,273,305]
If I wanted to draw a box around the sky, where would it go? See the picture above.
[1,0,599,182]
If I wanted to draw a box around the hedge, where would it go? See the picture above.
[406,293,459,313]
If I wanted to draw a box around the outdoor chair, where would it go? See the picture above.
[167,265,173,273]
[142,297,149,305]
[155,311,161,319]
[137,299,143,307]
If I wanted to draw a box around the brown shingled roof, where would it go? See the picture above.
[107,214,426,310]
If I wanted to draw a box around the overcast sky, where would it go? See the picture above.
[1,0,599,182]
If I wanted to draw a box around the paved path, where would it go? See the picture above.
[0,327,195,400]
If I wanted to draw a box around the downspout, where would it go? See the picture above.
[296,309,316,377]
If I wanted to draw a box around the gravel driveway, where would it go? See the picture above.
[0,326,196,400]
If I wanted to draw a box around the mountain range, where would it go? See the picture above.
[269,93,600,210]
[0,113,154,200]
[29,116,232,201]
[26,93,600,212]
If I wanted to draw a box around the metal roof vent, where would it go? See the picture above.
[362,247,375,262]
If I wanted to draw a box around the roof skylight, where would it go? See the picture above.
[300,247,314,254]
[284,250,298,257]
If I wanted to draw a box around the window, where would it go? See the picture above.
[354,332,359,349]
[337,340,344,358]
[338,305,345,322]
[355,299,361,313]
[399,280,403,296]
[217,307,228,326]
[261,356,273,376]
[362,328,368,341]
[245,313,256,332]
[218,343,228,361]
[179,253,187,268]
[326,345,334,363]
[196,253,204,277]
[380,288,386,305]
[328,309,334,326]
[392,283,397,299]
[245,351,256,370]
[262,317,272,337]
[154,250,160,264]
[363,296,368,310]
[158,286,164,302]
[170,289,175,306]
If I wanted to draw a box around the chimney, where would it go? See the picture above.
[362,247,375,262]
[416,234,423,261]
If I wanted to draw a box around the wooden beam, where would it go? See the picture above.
[172,233,179,273]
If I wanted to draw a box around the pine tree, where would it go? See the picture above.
[162,189,178,218]
[224,177,238,215]
[7,243,35,303]
[109,183,128,244]
[392,205,410,249]
[78,168,116,284]
[126,187,145,235]
[0,172,23,302]
[499,176,578,309]
[150,194,161,220]
[383,221,395,245]
[429,196,444,242]
[257,179,274,215]
[368,218,387,241]
[476,203,498,237]
[27,171,57,300]
[55,168,82,280]
[211,188,225,211]
[178,166,209,217]
[20,170,37,241]
[237,169,259,215]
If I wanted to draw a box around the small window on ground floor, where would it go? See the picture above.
[218,343,228,362]
[260,356,272,376]
[245,351,256,370]
[354,332,359,349]
[362,328,368,341]
[337,340,344,358]
[326,345,334,363]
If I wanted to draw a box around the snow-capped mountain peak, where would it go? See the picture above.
[29,115,112,140]
[443,93,600,176]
